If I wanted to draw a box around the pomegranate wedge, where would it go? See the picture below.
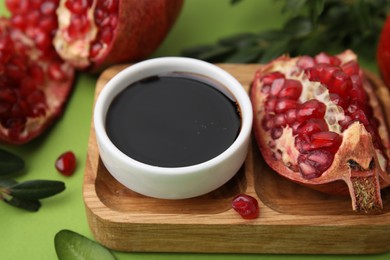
[251,50,390,213]
[0,18,74,145]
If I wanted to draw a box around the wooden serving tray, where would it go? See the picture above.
[83,64,390,254]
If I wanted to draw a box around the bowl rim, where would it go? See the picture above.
[94,57,253,176]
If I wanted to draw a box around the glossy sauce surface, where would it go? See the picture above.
[105,75,241,167]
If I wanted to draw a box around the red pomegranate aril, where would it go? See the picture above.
[101,0,119,12]
[41,1,58,15]
[270,78,285,96]
[295,134,311,153]
[65,0,89,14]
[305,63,327,81]
[350,109,370,126]
[261,71,285,86]
[39,16,58,34]
[265,97,277,112]
[278,79,302,100]
[26,10,40,26]
[68,13,90,39]
[310,131,342,153]
[296,118,328,136]
[5,58,26,80]
[34,29,52,51]
[297,99,326,121]
[285,109,297,124]
[329,93,349,109]
[274,113,287,127]
[275,98,298,114]
[100,27,113,45]
[297,55,315,69]
[315,52,341,66]
[318,65,340,86]
[262,115,275,131]
[89,42,103,58]
[341,60,360,76]
[328,70,352,97]
[10,15,26,30]
[232,194,259,219]
[350,84,367,103]
[5,0,30,14]
[55,151,77,176]
[298,150,334,179]
[271,127,283,140]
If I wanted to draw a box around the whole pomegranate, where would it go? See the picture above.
[0,0,183,144]
[377,15,390,90]
[251,50,390,213]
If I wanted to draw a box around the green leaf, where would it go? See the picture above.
[9,180,65,200]
[3,197,41,212]
[307,0,325,25]
[218,33,258,48]
[0,178,18,188]
[225,46,263,63]
[0,149,25,176]
[283,16,313,39]
[259,39,290,63]
[196,45,236,62]
[281,0,307,15]
[55,230,116,260]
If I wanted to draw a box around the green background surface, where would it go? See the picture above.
[0,0,388,259]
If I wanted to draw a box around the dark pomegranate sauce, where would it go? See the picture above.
[105,74,241,167]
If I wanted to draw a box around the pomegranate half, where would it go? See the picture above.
[250,50,390,213]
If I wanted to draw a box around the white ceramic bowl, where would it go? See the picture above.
[94,57,253,199]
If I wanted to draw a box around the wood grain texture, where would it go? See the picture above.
[83,64,390,254]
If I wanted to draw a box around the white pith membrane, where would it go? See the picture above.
[53,0,100,68]
[260,52,388,176]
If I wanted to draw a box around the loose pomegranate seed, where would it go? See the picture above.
[55,151,77,176]
[231,194,259,219]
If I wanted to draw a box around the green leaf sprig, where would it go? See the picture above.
[0,148,65,212]
[182,0,390,63]
[55,230,116,260]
